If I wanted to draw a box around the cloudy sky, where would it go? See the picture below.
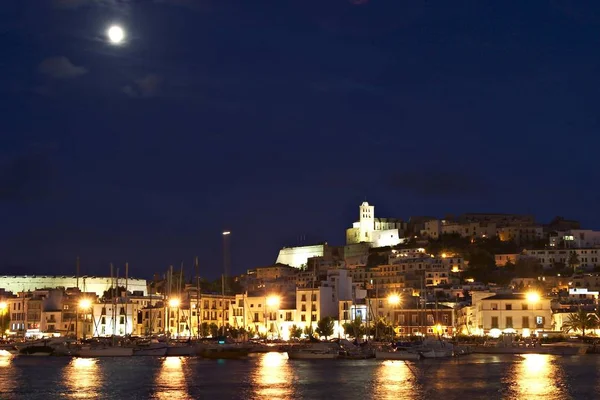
[1,0,599,278]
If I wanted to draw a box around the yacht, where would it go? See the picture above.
[375,346,421,361]
[75,345,133,357]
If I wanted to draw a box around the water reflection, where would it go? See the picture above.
[0,352,12,367]
[374,360,418,399]
[253,352,292,399]
[63,358,101,399]
[512,354,564,399]
[154,357,189,400]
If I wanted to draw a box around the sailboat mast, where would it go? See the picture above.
[125,262,129,335]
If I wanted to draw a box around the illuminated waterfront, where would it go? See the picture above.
[0,353,598,399]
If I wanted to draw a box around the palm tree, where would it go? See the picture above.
[562,309,598,337]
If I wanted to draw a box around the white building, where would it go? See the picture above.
[523,248,600,269]
[0,275,147,297]
[468,292,552,336]
[275,244,326,269]
[568,288,599,301]
[346,202,405,247]
[549,230,600,248]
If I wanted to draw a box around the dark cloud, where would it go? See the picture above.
[0,149,56,203]
[123,74,162,98]
[37,56,87,79]
[389,169,490,197]
[52,0,131,9]
[52,0,89,8]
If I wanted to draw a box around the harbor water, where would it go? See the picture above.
[1,353,599,399]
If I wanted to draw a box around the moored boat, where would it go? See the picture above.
[287,342,340,360]
[19,345,54,356]
[75,346,134,357]
[376,347,421,361]
[166,344,195,356]
[134,342,168,356]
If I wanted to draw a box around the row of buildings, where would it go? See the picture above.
[1,202,599,340]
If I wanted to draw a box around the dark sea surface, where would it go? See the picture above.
[1,352,599,399]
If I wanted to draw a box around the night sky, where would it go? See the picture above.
[1,1,599,279]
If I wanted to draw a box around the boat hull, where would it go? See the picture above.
[134,347,168,356]
[472,346,587,355]
[166,346,195,356]
[287,352,338,360]
[375,350,421,361]
[76,347,134,357]
[198,349,250,359]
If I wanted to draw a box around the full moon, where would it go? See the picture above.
[107,25,125,44]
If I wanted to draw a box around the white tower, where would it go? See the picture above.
[359,202,375,242]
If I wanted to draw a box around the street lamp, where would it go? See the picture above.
[79,299,92,340]
[387,294,401,338]
[388,294,401,306]
[169,298,181,337]
[0,302,7,339]
[526,292,540,303]
[266,295,280,340]
[526,291,540,336]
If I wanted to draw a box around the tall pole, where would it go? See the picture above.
[222,231,231,337]
[75,257,80,339]
[221,274,225,336]
[223,231,232,289]
[125,262,129,335]
[195,256,200,338]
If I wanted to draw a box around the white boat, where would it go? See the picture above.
[76,346,134,357]
[166,344,195,356]
[376,348,421,360]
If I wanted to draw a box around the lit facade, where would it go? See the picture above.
[346,202,406,246]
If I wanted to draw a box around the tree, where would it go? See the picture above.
[342,316,365,338]
[303,325,314,338]
[316,316,335,340]
[568,252,581,273]
[209,322,219,337]
[199,322,210,337]
[562,309,597,337]
[514,257,542,278]
[289,325,303,340]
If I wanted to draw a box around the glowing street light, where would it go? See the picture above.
[266,295,280,308]
[388,294,401,306]
[169,298,180,308]
[79,298,92,310]
[0,302,7,311]
[526,292,540,303]
[222,231,231,236]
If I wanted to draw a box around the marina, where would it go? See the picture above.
[0,352,599,399]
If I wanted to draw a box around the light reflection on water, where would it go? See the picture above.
[508,354,568,399]
[252,352,292,399]
[374,360,418,400]
[154,357,190,400]
[63,358,100,399]
[1,352,599,399]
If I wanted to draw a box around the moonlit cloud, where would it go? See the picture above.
[37,57,88,79]
[123,74,163,98]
